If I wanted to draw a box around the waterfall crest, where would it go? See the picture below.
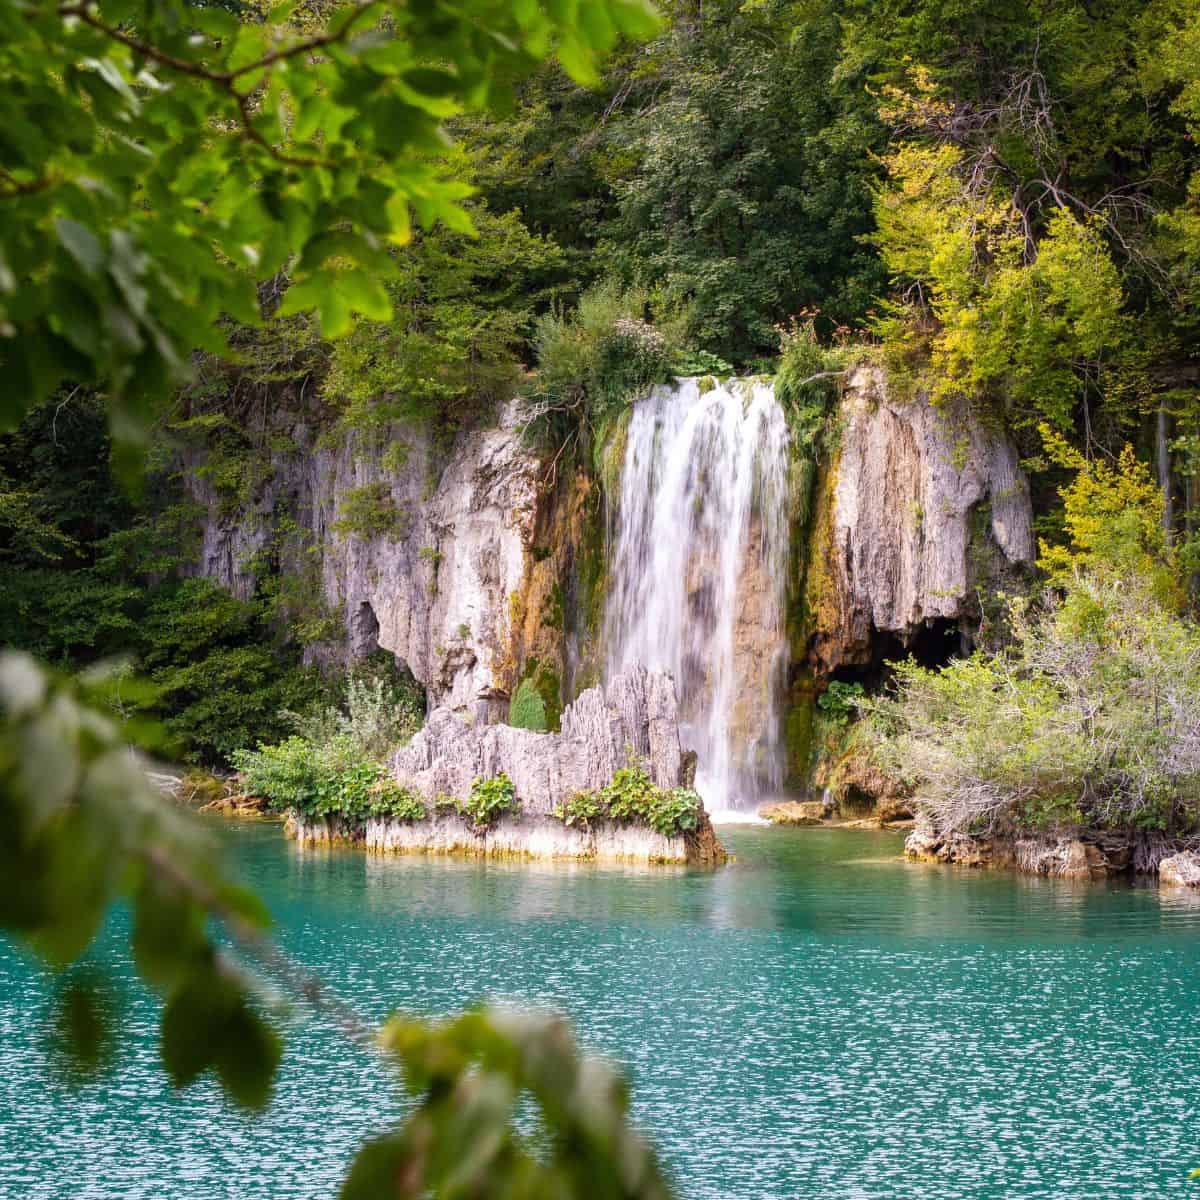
[604,377,792,814]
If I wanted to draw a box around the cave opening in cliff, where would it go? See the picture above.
[831,618,966,693]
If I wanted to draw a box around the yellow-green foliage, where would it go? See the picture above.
[332,482,408,542]
[1036,428,1175,602]
[874,137,1128,429]
[866,569,1200,837]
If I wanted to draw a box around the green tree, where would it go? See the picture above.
[0,0,662,450]
[597,0,885,361]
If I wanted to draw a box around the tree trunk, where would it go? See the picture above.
[1157,402,1173,545]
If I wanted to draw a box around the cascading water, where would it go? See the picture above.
[605,377,792,816]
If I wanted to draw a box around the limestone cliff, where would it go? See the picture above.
[805,365,1034,675]
[184,399,596,722]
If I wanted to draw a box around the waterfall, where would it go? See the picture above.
[604,377,792,815]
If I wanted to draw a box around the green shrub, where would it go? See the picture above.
[508,678,548,731]
[599,763,661,824]
[774,318,842,447]
[233,734,368,817]
[525,282,673,453]
[817,680,865,723]
[368,779,428,822]
[461,773,518,827]
[864,571,1200,837]
[671,349,734,377]
[331,482,408,542]
[232,736,331,814]
[645,787,702,837]
[550,761,703,836]
[233,735,434,823]
[285,658,424,760]
[551,791,605,828]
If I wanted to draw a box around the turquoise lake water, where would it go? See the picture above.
[3,821,1200,1199]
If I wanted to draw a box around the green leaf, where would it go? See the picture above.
[213,999,282,1110]
[337,270,392,322]
[402,68,461,97]
[161,973,222,1090]
[56,219,105,277]
[339,1134,412,1200]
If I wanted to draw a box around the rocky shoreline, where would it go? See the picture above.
[756,793,1200,889]
[903,814,1200,885]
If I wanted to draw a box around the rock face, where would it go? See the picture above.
[184,399,592,719]
[905,816,1113,877]
[807,365,1034,673]
[288,666,726,866]
[389,664,685,813]
[812,745,913,822]
[1159,851,1200,887]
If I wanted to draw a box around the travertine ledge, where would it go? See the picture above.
[285,666,727,866]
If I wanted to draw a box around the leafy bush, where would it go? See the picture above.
[550,761,702,836]
[232,736,334,815]
[864,573,1200,836]
[551,791,606,828]
[817,681,865,723]
[285,660,424,761]
[508,678,549,731]
[774,317,843,447]
[368,779,427,822]
[461,773,518,828]
[525,282,673,453]
[233,735,432,823]
[644,787,703,837]
[671,349,734,377]
[599,763,661,824]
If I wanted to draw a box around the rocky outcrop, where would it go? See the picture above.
[1159,851,1200,887]
[184,399,591,720]
[905,816,1118,878]
[807,365,1034,673]
[758,800,825,826]
[389,664,685,812]
[288,666,726,866]
[812,744,913,822]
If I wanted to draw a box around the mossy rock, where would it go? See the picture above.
[509,677,549,731]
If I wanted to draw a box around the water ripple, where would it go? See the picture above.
[2,822,1198,1199]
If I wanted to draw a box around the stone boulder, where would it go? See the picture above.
[1159,851,1200,888]
[758,800,826,826]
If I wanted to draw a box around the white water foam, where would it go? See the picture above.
[605,377,792,813]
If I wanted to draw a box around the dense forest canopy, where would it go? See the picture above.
[2,0,1199,764]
